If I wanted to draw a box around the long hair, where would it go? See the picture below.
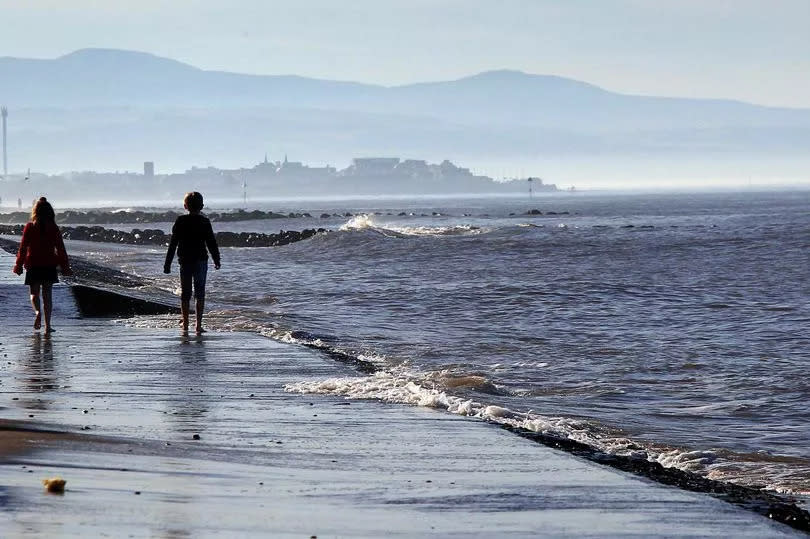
[31,197,56,227]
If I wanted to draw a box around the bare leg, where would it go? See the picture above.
[29,284,42,330]
[195,298,206,334]
[181,299,190,332]
[42,283,54,332]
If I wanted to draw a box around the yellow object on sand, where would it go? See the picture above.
[42,477,66,493]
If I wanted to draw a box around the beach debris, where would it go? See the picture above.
[42,477,66,493]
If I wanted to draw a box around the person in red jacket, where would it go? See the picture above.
[12,197,72,332]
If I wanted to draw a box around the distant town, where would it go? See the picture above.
[0,155,557,205]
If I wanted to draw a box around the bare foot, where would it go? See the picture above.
[195,326,206,335]
[34,311,41,330]
[45,327,55,334]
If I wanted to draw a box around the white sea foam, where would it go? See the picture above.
[284,369,741,483]
[339,214,482,237]
[340,214,376,231]
[387,224,482,236]
[287,371,600,444]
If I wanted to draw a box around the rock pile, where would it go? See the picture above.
[0,224,326,248]
[0,209,315,225]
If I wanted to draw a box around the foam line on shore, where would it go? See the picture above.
[286,372,810,532]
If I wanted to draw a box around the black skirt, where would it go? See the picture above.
[24,266,59,285]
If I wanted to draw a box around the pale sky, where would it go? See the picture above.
[1,0,809,108]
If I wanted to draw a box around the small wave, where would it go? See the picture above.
[339,214,482,237]
[339,214,377,231]
[285,369,810,497]
[285,371,618,451]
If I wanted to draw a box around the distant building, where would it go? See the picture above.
[143,161,155,178]
[437,159,473,177]
[347,157,401,176]
[395,159,432,178]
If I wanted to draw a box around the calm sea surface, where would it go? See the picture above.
[76,191,810,499]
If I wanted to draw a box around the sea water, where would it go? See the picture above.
[76,190,810,499]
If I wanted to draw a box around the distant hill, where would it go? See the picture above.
[2,49,808,129]
[0,49,809,179]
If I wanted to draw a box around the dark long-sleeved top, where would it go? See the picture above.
[14,221,71,271]
[164,213,221,268]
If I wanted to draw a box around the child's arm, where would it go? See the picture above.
[54,225,72,276]
[205,219,221,269]
[12,223,31,275]
[164,219,180,273]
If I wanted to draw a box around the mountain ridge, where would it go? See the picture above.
[2,48,806,112]
[0,49,808,177]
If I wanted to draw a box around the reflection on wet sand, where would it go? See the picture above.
[19,333,58,411]
[167,334,211,434]
[156,335,210,539]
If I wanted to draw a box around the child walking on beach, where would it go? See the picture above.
[12,197,73,333]
[164,192,221,334]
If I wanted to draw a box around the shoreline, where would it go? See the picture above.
[0,241,808,535]
[0,318,802,537]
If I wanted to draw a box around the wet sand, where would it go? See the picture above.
[0,250,804,537]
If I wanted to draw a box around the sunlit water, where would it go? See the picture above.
[72,191,810,499]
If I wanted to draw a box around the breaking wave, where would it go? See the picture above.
[339,214,483,237]
[284,368,810,497]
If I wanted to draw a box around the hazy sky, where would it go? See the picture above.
[1,0,809,108]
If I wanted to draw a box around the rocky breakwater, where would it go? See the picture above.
[0,209,309,225]
[0,224,326,248]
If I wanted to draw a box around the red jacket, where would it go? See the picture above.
[14,221,71,271]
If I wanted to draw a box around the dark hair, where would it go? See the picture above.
[184,191,204,212]
[31,196,55,225]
